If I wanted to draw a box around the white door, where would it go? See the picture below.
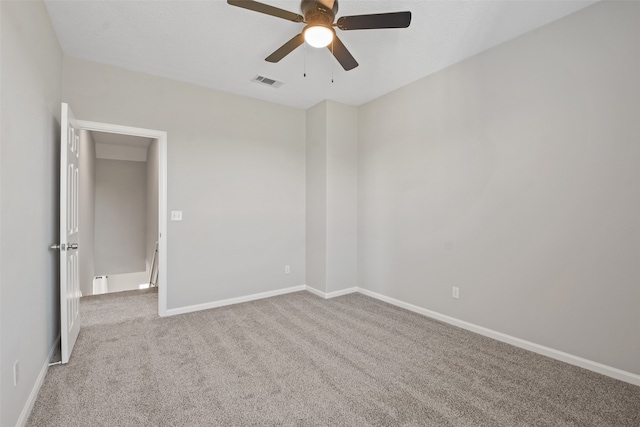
[60,103,81,364]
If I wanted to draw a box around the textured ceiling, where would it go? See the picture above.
[44,0,598,109]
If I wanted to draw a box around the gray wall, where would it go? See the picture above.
[305,103,327,291]
[79,130,96,296]
[325,101,358,293]
[358,0,640,375]
[62,57,306,309]
[305,101,358,294]
[94,159,147,275]
[0,1,62,426]
[146,139,159,275]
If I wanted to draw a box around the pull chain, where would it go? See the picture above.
[331,40,334,83]
[304,43,307,78]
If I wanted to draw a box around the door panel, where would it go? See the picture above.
[60,103,81,364]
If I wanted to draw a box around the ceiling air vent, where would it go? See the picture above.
[252,75,284,89]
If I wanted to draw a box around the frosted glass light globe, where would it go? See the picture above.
[304,26,333,48]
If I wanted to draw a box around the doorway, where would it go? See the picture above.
[81,130,156,294]
[76,120,167,317]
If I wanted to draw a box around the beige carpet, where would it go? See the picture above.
[27,289,640,426]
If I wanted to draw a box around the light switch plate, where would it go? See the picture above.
[170,211,183,221]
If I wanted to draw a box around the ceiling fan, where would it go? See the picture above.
[227,0,412,71]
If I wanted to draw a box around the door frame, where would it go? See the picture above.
[76,120,168,317]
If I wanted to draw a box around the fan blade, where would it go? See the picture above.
[337,11,412,30]
[227,0,304,23]
[266,33,305,63]
[329,34,358,71]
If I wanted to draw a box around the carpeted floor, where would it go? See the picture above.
[27,289,640,426]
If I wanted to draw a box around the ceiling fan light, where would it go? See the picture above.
[304,25,333,48]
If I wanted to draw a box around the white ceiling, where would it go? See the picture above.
[44,0,598,109]
[91,131,153,148]
[92,131,152,162]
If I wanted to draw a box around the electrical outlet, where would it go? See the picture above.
[13,361,19,386]
[452,287,460,299]
[285,265,291,274]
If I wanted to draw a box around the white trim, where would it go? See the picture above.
[325,287,358,298]
[357,288,640,387]
[305,285,326,299]
[16,335,60,427]
[157,132,168,317]
[165,285,306,316]
[305,285,358,299]
[138,277,640,387]
[75,121,163,140]
[74,120,168,317]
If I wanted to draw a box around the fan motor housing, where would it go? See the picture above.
[301,0,338,26]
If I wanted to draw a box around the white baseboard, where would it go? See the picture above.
[158,282,640,387]
[16,335,60,427]
[305,285,358,299]
[357,288,640,387]
[305,285,326,299]
[165,285,306,316]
